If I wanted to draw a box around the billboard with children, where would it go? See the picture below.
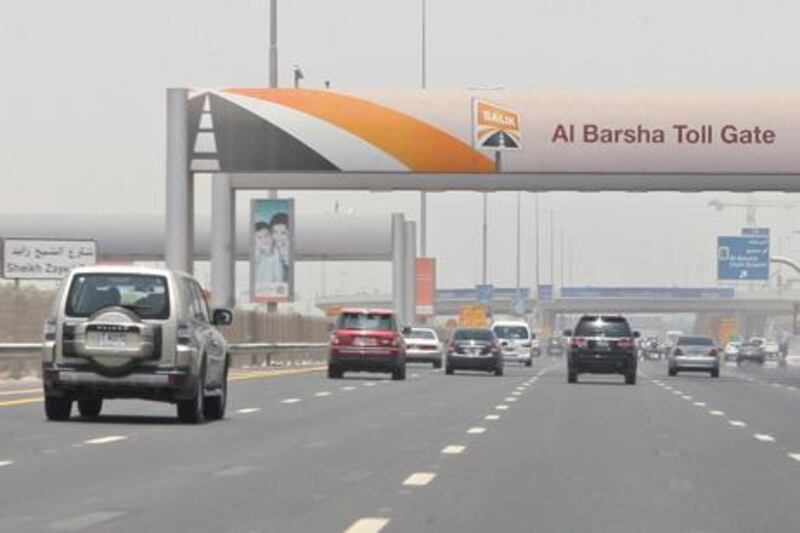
[250,198,294,303]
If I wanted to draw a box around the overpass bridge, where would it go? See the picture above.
[316,286,800,337]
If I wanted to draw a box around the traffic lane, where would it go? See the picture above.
[0,367,328,463]
[0,362,546,532]
[649,360,800,456]
[385,364,800,533]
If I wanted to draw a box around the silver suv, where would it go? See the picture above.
[42,266,232,424]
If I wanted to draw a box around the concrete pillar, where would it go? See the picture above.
[391,213,406,322]
[404,220,417,326]
[211,174,235,309]
[165,88,193,273]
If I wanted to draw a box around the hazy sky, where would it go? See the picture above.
[2,0,800,311]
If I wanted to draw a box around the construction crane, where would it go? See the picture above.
[708,195,797,226]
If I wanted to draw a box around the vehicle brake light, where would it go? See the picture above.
[43,318,57,342]
[617,337,634,348]
[378,337,394,347]
[570,337,587,348]
[177,320,193,345]
[330,334,341,346]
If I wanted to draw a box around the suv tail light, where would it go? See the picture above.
[617,337,635,349]
[43,318,57,342]
[570,337,587,348]
[177,320,193,345]
[447,341,456,354]
[491,342,501,355]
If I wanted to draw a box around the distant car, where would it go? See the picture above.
[723,341,741,361]
[492,321,534,366]
[403,327,442,368]
[445,328,503,376]
[641,336,662,360]
[565,315,639,385]
[42,266,233,424]
[668,336,720,378]
[737,341,765,366]
[763,341,780,360]
[328,309,406,380]
[547,337,564,356]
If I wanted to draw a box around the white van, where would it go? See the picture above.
[491,321,535,366]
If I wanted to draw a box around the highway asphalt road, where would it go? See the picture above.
[2,359,800,532]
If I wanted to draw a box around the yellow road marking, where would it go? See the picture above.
[0,388,42,397]
[0,397,43,407]
[228,366,325,382]
[0,367,324,408]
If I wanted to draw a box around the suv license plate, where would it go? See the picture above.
[100,332,126,347]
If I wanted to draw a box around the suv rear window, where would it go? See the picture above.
[677,336,714,346]
[337,312,396,331]
[574,317,631,338]
[66,274,170,319]
[454,329,494,341]
[493,326,529,339]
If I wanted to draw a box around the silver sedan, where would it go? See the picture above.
[668,336,720,378]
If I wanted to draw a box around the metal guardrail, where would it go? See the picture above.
[0,342,329,368]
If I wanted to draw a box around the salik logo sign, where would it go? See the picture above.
[472,99,522,151]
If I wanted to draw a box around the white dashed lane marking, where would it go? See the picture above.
[467,427,487,434]
[84,435,127,445]
[729,420,747,427]
[281,398,302,404]
[402,472,436,486]
[709,410,725,416]
[485,414,500,421]
[681,395,692,400]
[505,397,518,402]
[363,382,376,387]
[441,445,466,455]
[495,405,509,411]
[343,518,390,533]
[341,386,356,391]
[694,402,707,407]
[315,392,332,397]
[0,460,13,467]
[236,408,261,414]
[788,453,800,462]
[754,433,776,443]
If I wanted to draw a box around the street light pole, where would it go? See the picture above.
[269,0,277,88]
[534,194,540,298]
[515,191,521,294]
[267,0,278,312]
[419,0,428,257]
[550,210,555,287]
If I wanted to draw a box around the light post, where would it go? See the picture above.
[419,0,428,256]
[292,65,304,88]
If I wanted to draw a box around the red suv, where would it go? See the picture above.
[328,309,407,380]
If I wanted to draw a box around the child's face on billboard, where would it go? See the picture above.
[272,223,289,251]
[255,228,273,252]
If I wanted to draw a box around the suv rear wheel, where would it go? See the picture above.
[625,370,637,385]
[328,364,343,379]
[78,398,103,418]
[45,397,72,421]
[567,369,577,383]
[204,358,228,421]
[178,362,207,424]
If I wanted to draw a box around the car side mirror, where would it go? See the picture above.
[212,308,233,326]
[633,331,641,338]
[401,326,412,335]
[563,329,572,337]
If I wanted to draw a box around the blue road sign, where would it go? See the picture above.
[718,235,770,280]
[538,284,554,301]
[475,284,494,305]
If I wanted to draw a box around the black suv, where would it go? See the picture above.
[565,315,639,385]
